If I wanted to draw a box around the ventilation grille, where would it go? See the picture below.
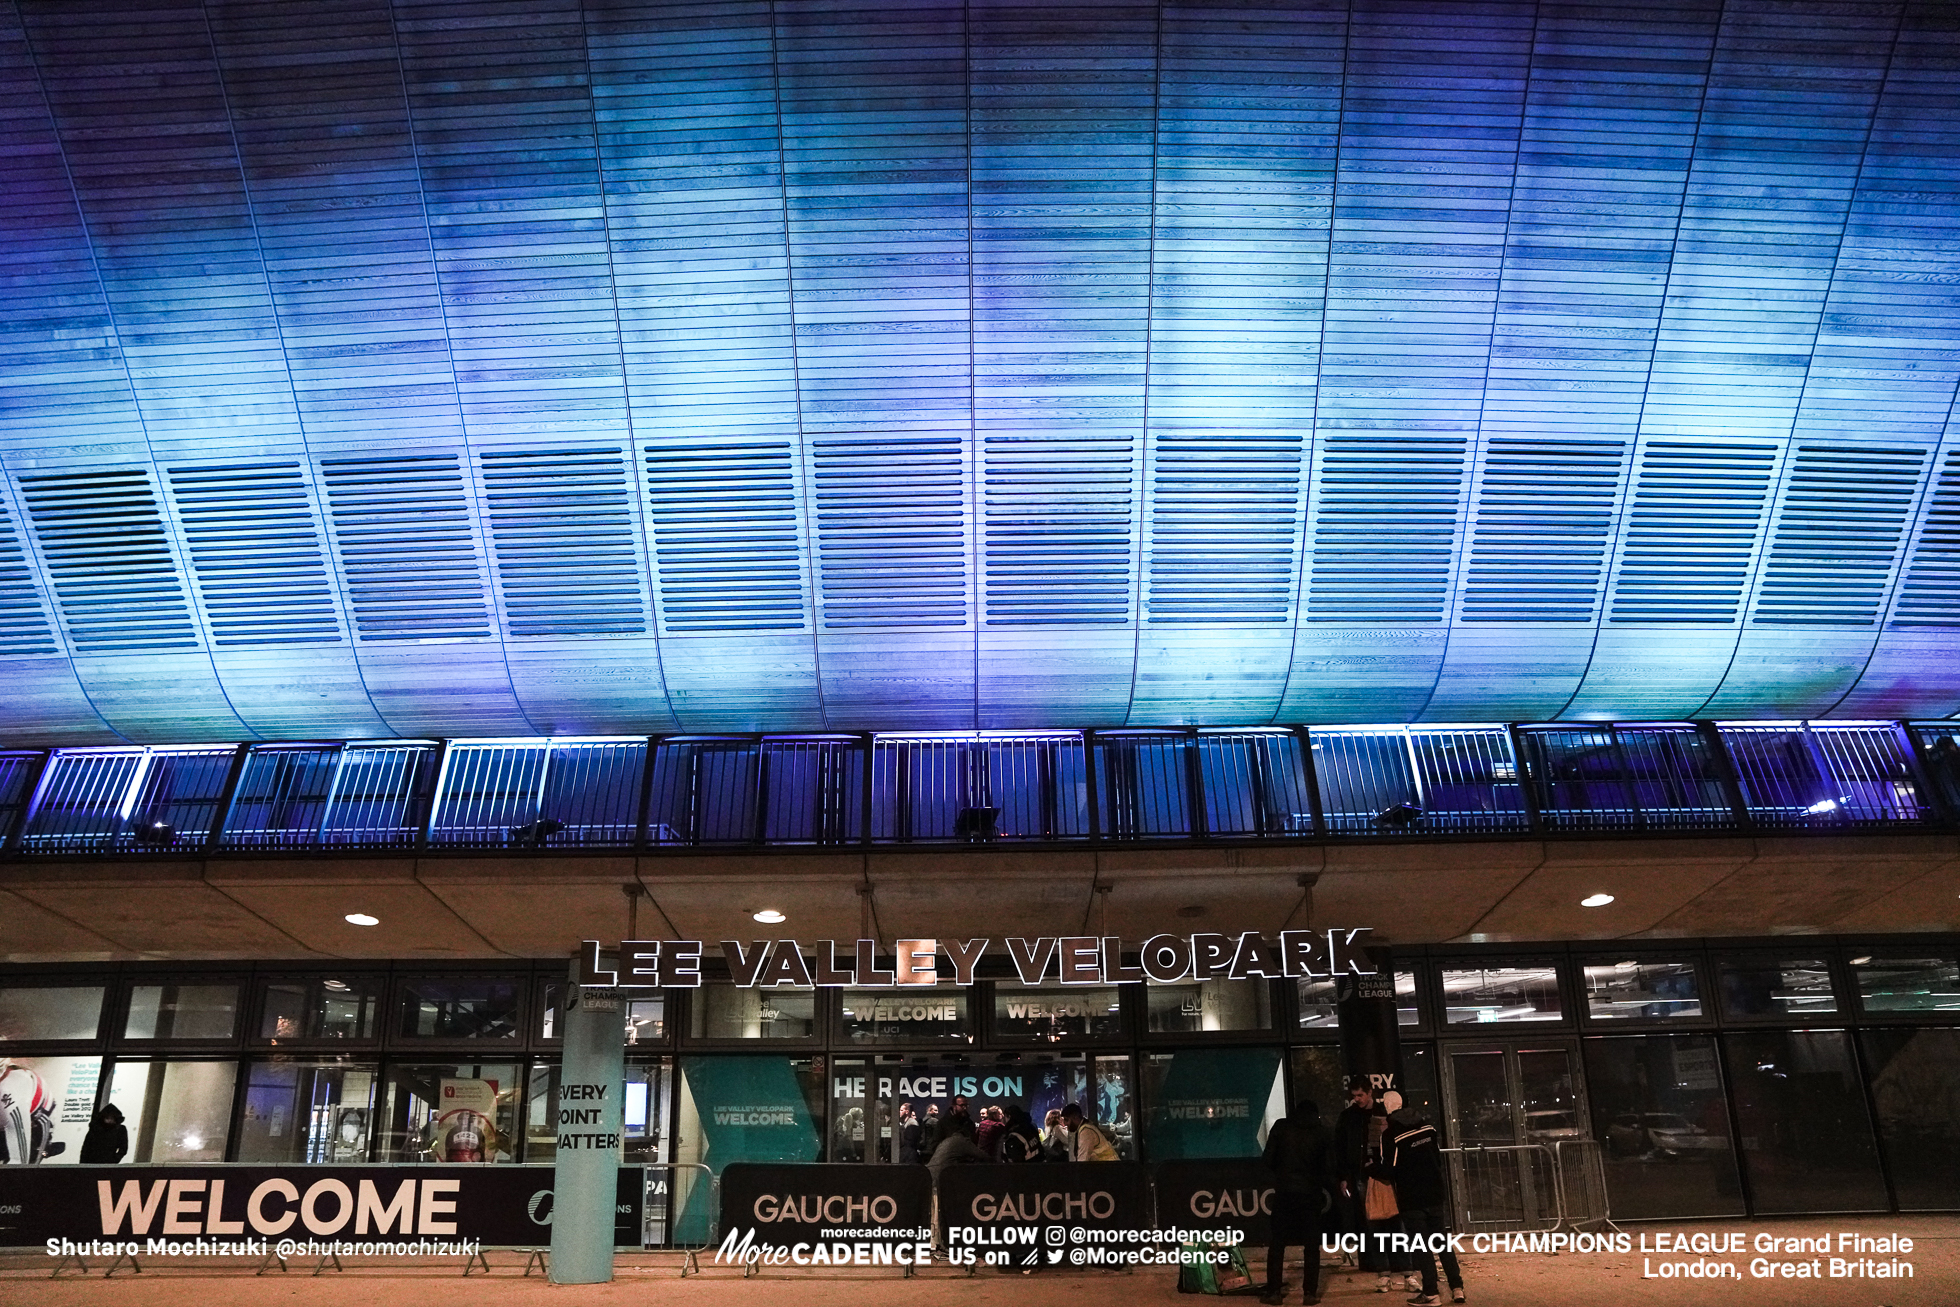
[1609,442,1777,623]
[1751,445,1926,626]
[1146,435,1302,623]
[1891,448,1960,627]
[319,455,492,641]
[644,443,806,631]
[1307,436,1467,622]
[0,494,57,656]
[17,469,199,652]
[813,435,967,628]
[479,447,649,637]
[982,436,1134,625]
[1461,439,1626,622]
[165,462,342,647]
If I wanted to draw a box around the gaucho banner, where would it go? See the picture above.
[1151,1159,1276,1246]
[935,1163,1152,1270]
[715,1163,931,1267]
[0,1165,642,1252]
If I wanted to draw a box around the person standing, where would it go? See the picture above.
[1373,1099,1465,1306]
[1060,1102,1118,1161]
[917,1104,942,1163]
[897,1102,922,1165]
[1040,1107,1069,1162]
[80,1103,127,1164]
[1260,1100,1334,1306]
[976,1104,1006,1160]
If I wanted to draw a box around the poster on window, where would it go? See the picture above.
[432,1079,501,1162]
[0,1056,101,1166]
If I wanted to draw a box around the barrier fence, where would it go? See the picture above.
[5,1152,1610,1277]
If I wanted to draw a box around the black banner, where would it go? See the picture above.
[1338,944,1402,1097]
[717,1162,931,1247]
[0,1165,641,1250]
[934,1162,1149,1270]
[1150,1159,1278,1244]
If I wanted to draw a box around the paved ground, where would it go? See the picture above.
[6,1216,1954,1307]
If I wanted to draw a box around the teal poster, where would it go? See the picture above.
[674,1056,819,1241]
[1146,1047,1285,1159]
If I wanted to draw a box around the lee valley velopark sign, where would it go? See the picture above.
[576,928,1377,989]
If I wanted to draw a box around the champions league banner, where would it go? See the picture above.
[0,1165,642,1252]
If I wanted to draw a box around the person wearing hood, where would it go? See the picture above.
[80,1103,127,1164]
[1000,1103,1042,1162]
[1260,1099,1335,1305]
[1369,1095,1465,1306]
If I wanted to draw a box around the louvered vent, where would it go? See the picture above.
[1751,445,1926,626]
[1461,439,1626,622]
[17,468,199,652]
[1608,442,1777,623]
[1892,448,1960,626]
[644,443,806,631]
[318,455,492,641]
[0,495,57,656]
[1145,435,1302,623]
[982,436,1134,625]
[1307,436,1467,622]
[165,463,342,647]
[479,447,649,637]
[812,435,966,628]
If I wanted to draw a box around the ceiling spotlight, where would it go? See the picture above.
[344,913,380,927]
[1804,797,1848,815]
[753,909,786,925]
[1375,802,1424,828]
[322,979,349,991]
[1849,956,1872,966]
[1580,893,1616,908]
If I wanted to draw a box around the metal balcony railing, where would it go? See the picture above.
[0,720,1954,856]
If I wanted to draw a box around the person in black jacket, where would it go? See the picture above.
[1332,1078,1385,1273]
[1260,1101,1334,1305]
[1370,1103,1465,1305]
[897,1102,922,1164]
[80,1103,127,1164]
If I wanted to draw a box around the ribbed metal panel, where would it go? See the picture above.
[479,447,650,638]
[1750,446,1926,626]
[164,462,343,648]
[17,469,200,654]
[319,455,493,642]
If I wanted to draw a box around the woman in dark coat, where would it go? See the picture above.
[80,1103,127,1163]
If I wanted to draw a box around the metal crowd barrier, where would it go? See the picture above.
[647,1161,718,1274]
[1440,1141,1616,1237]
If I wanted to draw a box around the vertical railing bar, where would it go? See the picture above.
[1697,722,1752,831]
[1291,725,1325,837]
[1083,729,1102,842]
[205,743,253,853]
[1898,723,1948,826]
[1505,724,1540,835]
[418,740,450,849]
[4,749,52,856]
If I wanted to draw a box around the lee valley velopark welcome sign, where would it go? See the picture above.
[575,929,1377,990]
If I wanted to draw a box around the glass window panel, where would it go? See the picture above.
[1094,1054,1136,1160]
[1145,979,1272,1033]
[104,1059,237,1162]
[538,982,666,1045]
[0,1054,101,1163]
[0,985,104,1042]
[673,1056,822,1239]
[993,984,1124,1041]
[1400,1044,1440,1132]
[1583,1034,1743,1219]
[1860,1027,1960,1211]
[394,978,522,1040]
[235,1059,377,1163]
[123,983,239,1040]
[1582,960,1703,1020]
[1295,978,1337,1029]
[1722,1029,1888,1214]
[1288,1045,1343,1121]
[1441,966,1563,1024]
[1852,955,1960,1014]
[258,977,382,1042]
[1300,971,1422,1031]
[838,988,971,1044]
[1716,957,1837,1020]
[1140,1047,1284,1159]
[1397,970,1424,1028]
[686,986,816,1041]
[377,1062,519,1162]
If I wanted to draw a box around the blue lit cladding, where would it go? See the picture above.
[0,1,1955,743]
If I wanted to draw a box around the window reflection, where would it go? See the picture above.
[378,1062,518,1162]
[103,1059,237,1162]
[0,986,103,1042]
[1583,1034,1742,1218]
[395,979,521,1040]
[1582,960,1702,1020]
[1860,1027,1960,1211]
[840,989,971,1044]
[1723,1029,1888,1214]
[236,1059,376,1162]
[687,986,816,1040]
[1717,957,1836,1020]
[1852,956,1960,1014]
[993,984,1121,1041]
[1442,966,1562,1024]
[125,984,239,1040]
[1145,979,1271,1033]
[259,977,381,1042]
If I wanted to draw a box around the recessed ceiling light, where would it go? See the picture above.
[753,908,786,924]
[344,913,380,926]
[1580,893,1615,908]
[1849,956,1872,966]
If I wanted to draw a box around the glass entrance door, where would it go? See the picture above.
[1439,1041,1586,1230]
